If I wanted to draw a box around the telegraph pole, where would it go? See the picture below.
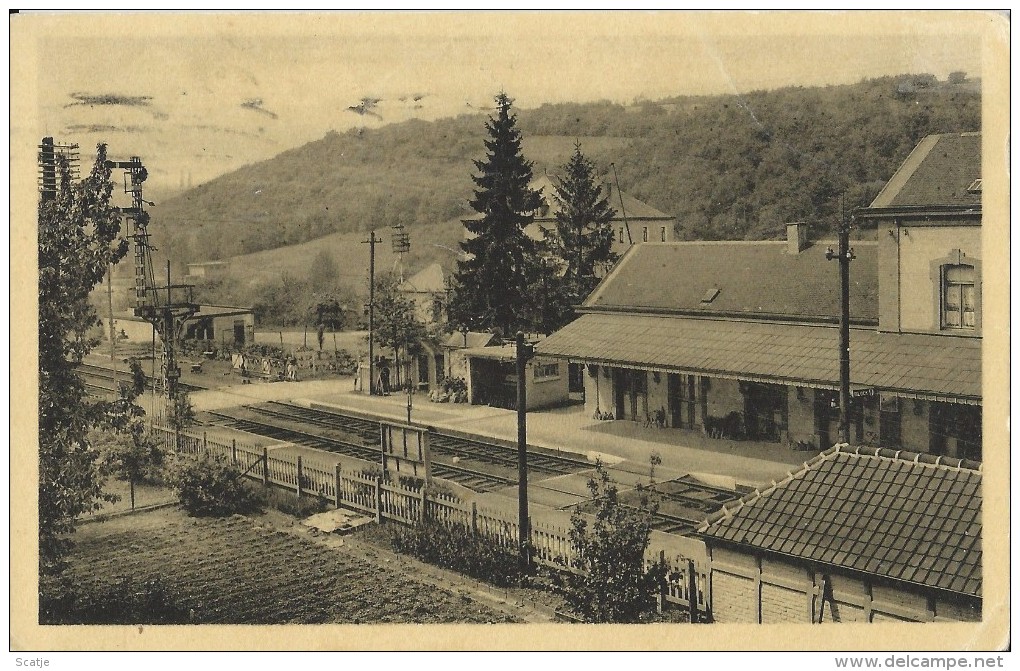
[363,230,382,394]
[826,198,855,444]
[516,331,534,572]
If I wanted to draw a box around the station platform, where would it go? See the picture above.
[184,373,816,492]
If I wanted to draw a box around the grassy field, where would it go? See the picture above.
[47,507,520,624]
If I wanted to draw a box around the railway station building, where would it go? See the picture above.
[537,133,982,460]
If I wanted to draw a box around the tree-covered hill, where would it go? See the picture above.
[149,72,979,275]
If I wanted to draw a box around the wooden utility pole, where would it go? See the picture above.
[826,199,855,444]
[516,331,534,572]
[363,230,382,394]
[108,264,117,391]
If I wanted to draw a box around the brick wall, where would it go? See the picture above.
[761,583,804,623]
[711,571,757,623]
[707,545,960,624]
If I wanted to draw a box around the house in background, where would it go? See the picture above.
[185,260,229,282]
[398,263,448,390]
[538,133,981,460]
[463,174,676,265]
[856,132,982,458]
[697,444,981,623]
[523,174,677,259]
[106,304,255,348]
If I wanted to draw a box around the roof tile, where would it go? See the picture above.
[700,448,982,598]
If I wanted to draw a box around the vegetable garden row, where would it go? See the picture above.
[151,419,710,618]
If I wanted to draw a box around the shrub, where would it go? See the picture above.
[560,461,667,623]
[40,574,192,624]
[168,452,264,517]
[261,485,329,518]
[388,519,522,587]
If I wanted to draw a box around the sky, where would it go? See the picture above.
[16,11,989,197]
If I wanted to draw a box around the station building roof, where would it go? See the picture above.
[584,240,879,324]
[866,132,981,211]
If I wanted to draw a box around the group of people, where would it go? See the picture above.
[353,356,396,395]
[236,353,298,382]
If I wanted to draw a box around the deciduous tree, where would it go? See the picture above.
[38,144,129,572]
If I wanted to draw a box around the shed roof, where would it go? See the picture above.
[583,241,879,323]
[536,313,980,402]
[867,133,981,210]
[442,331,498,350]
[697,444,982,598]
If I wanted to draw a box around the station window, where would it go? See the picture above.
[660,226,667,242]
[942,264,976,329]
[642,227,648,242]
[534,362,560,380]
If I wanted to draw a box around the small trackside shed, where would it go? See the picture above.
[697,444,981,623]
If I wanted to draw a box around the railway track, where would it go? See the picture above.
[79,362,202,396]
[204,400,740,532]
[207,408,517,492]
[257,401,594,476]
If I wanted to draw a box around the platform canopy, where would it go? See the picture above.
[537,312,980,404]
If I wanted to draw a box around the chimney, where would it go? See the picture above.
[786,222,810,254]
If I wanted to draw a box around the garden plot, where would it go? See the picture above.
[52,506,520,624]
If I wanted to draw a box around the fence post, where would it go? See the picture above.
[687,558,699,623]
[334,463,342,509]
[262,447,269,486]
[657,550,667,614]
[174,425,180,454]
[296,456,303,497]
[419,486,428,523]
[374,477,383,524]
[471,501,478,535]
[232,439,237,465]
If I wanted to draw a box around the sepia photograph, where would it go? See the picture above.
[10,9,1011,654]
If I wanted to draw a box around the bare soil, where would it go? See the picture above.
[54,505,522,624]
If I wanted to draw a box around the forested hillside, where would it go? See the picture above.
[150,73,979,273]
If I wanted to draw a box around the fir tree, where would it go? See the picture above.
[547,141,617,305]
[450,92,543,335]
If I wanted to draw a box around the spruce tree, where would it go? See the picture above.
[450,92,543,335]
[548,141,617,304]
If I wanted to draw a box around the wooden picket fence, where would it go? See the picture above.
[151,420,710,619]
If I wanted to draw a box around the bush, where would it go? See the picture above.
[40,574,192,624]
[430,376,468,404]
[388,519,522,587]
[560,462,666,623]
[168,452,264,517]
[261,485,329,518]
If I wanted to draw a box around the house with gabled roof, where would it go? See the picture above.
[696,444,981,623]
[536,133,982,460]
